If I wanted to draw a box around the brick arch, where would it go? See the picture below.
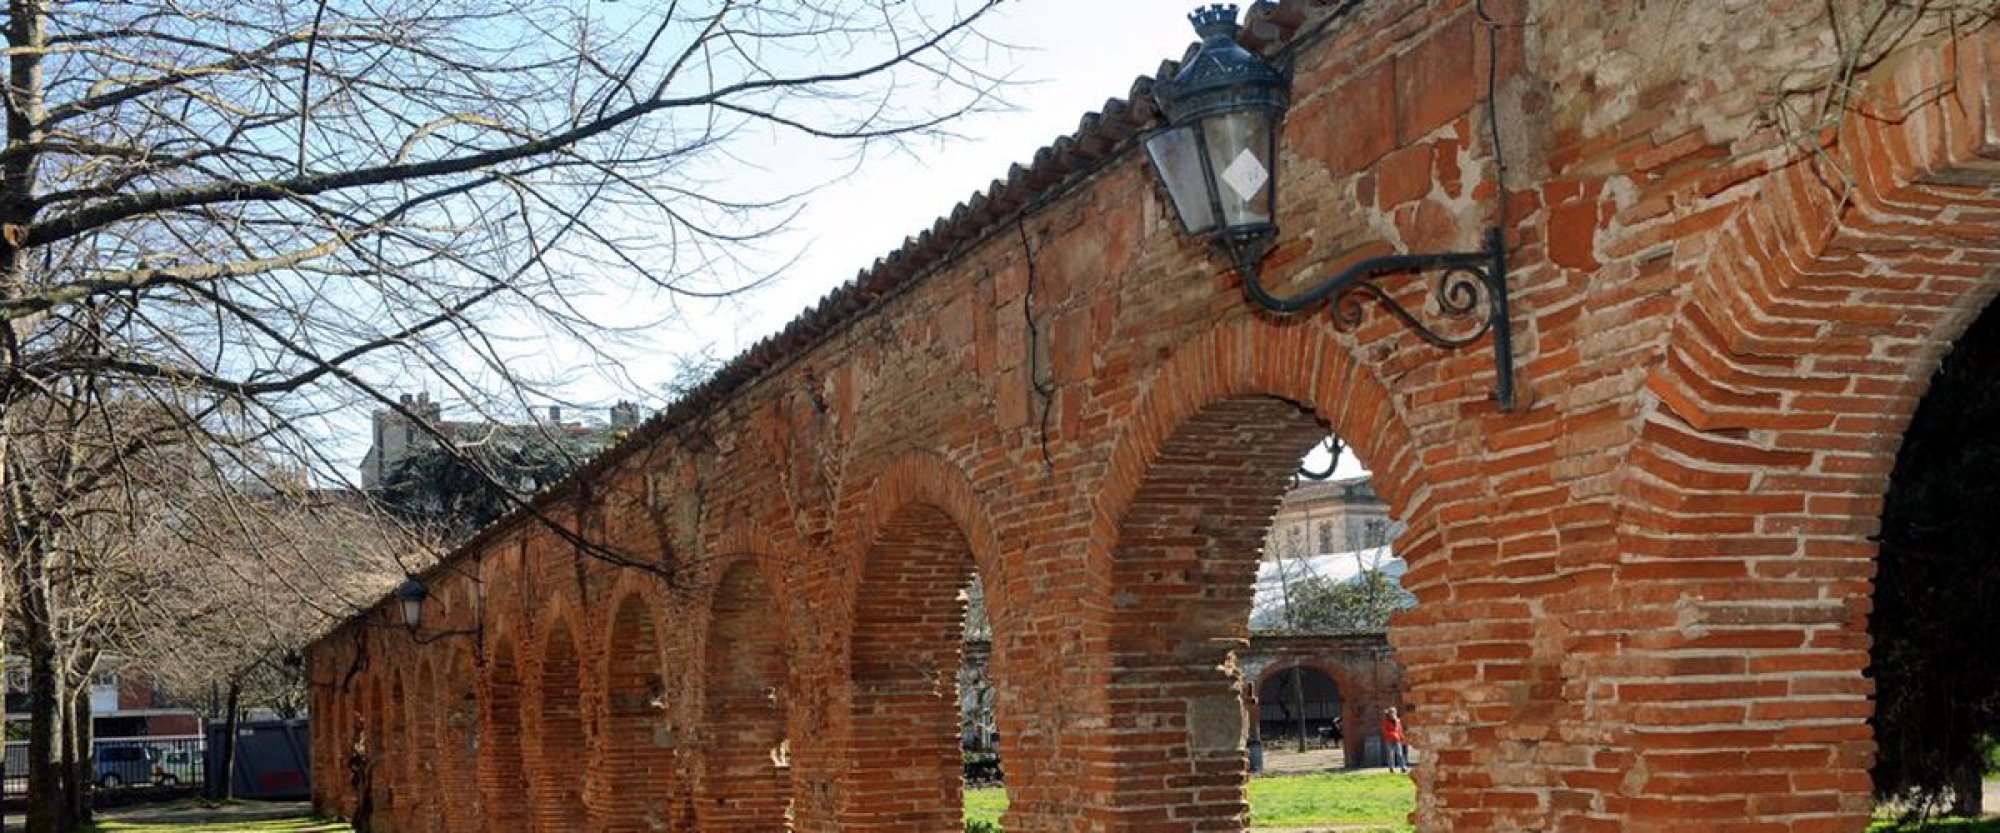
[437,644,482,832]
[362,674,390,828]
[833,451,1010,832]
[529,611,589,831]
[1085,318,1444,607]
[1599,26,2000,831]
[1090,393,1330,829]
[839,451,1011,631]
[698,555,794,831]
[1252,657,1368,764]
[703,522,798,628]
[589,583,680,832]
[479,629,531,831]
[330,649,367,819]
[387,671,411,827]
[403,656,440,833]
[1073,313,1472,831]
[1253,657,1355,711]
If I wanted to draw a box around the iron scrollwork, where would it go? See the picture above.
[1297,435,1345,481]
[1231,227,1516,411]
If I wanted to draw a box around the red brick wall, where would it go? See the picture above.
[699,561,792,829]
[306,1,2000,830]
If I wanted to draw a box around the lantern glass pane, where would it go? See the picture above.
[1144,125,1217,236]
[401,597,423,629]
[1201,111,1274,231]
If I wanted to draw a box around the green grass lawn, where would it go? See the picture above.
[1250,771,1415,829]
[964,770,1416,830]
[1870,817,2000,832]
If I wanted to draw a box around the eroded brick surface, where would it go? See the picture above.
[306,2,2000,830]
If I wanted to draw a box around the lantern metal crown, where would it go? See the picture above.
[1145,4,1517,411]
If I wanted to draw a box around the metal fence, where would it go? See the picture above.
[2,735,206,797]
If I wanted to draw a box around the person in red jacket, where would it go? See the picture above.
[1382,707,1408,772]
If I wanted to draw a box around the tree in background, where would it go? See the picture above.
[1280,567,1413,635]
[117,485,420,803]
[3,388,425,828]
[1,2,1004,828]
[1871,299,2000,819]
[378,426,603,542]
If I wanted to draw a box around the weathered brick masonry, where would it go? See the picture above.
[305,1,2000,830]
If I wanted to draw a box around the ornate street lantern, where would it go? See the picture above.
[395,575,428,633]
[1145,4,1289,268]
[1145,4,1518,411]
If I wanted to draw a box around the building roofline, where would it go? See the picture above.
[318,1,1359,647]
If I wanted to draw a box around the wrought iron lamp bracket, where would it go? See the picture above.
[409,627,479,646]
[1229,227,1516,412]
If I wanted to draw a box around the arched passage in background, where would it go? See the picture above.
[479,636,530,830]
[1255,664,1344,750]
[1097,395,1337,830]
[439,647,482,832]
[839,501,986,831]
[594,592,679,831]
[532,618,588,831]
[698,560,793,830]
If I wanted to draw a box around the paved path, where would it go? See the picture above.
[1261,746,1346,775]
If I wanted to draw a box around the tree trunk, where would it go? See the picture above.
[65,677,91,825]
[1952,757,1985,817]
[220,678,242,801]
[1292,665,1308,754]
[23,592,69,833]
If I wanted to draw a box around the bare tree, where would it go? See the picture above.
[0,2,1005,828]
[1,382,427,829]
[115,478,425,803]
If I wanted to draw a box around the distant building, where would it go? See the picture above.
[4,656,161,716]
[1252,477,1410,632]
[1260,475,1396,563]
[358,393,643,489]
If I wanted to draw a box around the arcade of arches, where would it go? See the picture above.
[306,2,2000,830]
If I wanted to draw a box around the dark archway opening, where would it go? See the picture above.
[1256,665,1343,751]
[1872,297,2000,818]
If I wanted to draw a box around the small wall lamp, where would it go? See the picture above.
[394,575,428,633]
[1145,4,1517,411]
[393,573,481,647]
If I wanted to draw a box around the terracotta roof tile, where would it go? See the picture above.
[336,0,1362,635]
